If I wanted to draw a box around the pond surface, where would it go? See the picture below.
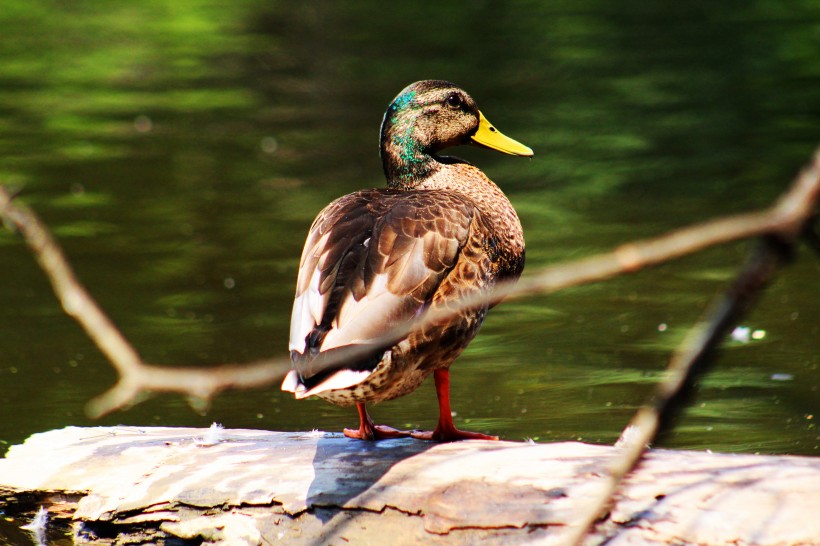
[0,1,818,461]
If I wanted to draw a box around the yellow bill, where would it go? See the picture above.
[470,111,533,157]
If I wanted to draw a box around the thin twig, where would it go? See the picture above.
[0,190,291,417]
[0,189,147,377]
[564,236,795,546]
[84,360,290,418]
[562,150,820,545]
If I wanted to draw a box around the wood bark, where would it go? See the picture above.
[0,426,817,545]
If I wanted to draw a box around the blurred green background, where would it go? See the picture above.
[0,1,817,457]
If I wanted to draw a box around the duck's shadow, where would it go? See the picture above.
[307,433,433,523]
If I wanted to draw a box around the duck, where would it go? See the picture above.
[281,80,533,441]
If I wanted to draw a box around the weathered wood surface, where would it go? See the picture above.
[0,426,818,545]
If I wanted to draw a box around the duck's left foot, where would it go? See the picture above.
[344,402,411,441]
[344,424,411,441]
[410,428,499,442]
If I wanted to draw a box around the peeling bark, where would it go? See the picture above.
[0,426,817,545]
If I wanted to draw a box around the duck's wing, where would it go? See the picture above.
[285,189,475,396]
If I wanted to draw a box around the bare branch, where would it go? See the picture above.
[85,360,289,418]
[564,236,796,546]
[0,189,292,418]
[0,146,817,424]
[559,150,819,545]
[0,189,148,377]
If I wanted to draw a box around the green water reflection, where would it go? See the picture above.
[0,1,817,460]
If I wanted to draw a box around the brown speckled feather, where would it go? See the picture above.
[289,189,475,381]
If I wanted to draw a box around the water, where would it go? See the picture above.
[0,1,818,463]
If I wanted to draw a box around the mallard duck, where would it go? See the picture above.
[282,80,532,441]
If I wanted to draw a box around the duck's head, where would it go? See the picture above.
[379,80,533,188]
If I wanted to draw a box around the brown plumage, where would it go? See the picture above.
[282,80,533,441]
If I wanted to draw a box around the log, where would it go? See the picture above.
[0,426,818,545]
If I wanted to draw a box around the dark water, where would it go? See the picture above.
[0,1,818,464]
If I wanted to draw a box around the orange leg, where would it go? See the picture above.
[411,369,499,442]
[343,402,411,441]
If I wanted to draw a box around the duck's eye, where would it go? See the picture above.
[445,93,462,109]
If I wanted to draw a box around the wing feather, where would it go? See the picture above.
[287,189,475,387]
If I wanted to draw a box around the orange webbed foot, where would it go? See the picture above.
[344,403,412,441]
[344,424,411,441]
[410,428,499,442]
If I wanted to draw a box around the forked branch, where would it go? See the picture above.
[0,148,817,419]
